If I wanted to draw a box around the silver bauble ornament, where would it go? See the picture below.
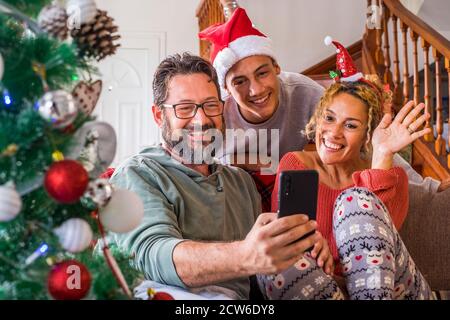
[0,182,22,222]
[36,90,78,128]
[67,121,117,177]
[84,178,113,208]
[54,218,93,253]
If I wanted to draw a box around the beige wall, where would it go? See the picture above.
[239,0,367,72]
[96,0,199,56]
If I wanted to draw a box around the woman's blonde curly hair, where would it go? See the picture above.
[304,75,392,157]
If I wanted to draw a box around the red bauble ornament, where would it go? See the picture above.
[44,160,89,203]
[147,288,174,300]
[47,259,92,300]
[153,292,175,300]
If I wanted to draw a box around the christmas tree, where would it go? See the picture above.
[0,0,144,300]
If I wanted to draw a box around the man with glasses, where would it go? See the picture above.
[109,53,326,299]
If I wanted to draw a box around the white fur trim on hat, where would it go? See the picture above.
[341,72,364,82]
[213,35,276,91]
[324,36,333,46]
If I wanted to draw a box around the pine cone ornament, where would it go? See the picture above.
[38,4,69,40]
[71,10,121,61]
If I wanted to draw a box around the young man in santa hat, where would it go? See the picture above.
[199,7,449,217]
[199,8,324,212]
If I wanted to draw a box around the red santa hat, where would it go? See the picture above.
[199,8,276,90]
[324,36,363,82]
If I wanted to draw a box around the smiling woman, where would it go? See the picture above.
[304,79,387,161]
[263,74,434,300]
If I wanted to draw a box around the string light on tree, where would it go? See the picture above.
[3,90,12,106]
[25,243,49,266]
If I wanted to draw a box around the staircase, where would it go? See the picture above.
[197,0,450,183]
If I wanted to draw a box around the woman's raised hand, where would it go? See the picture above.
[371,101,431,169]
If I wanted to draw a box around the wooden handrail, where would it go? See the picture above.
[196,0,226,60]
[364,0,450,176]
[383,0,450,59]
[196,0,209,17]
[196,0,239,60]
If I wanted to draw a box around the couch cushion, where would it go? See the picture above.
[400,185,450,291]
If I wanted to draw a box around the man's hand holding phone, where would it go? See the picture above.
[239,212,321,275]
[277,170,334,275]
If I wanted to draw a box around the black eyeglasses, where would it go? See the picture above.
[161,100,224,119]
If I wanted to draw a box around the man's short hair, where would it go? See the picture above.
[152,52,221,107]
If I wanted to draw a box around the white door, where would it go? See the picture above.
[94,32,166,167]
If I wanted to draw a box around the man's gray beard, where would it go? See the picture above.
[161,115,225,164]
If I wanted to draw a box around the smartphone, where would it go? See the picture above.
[277,170,319,221]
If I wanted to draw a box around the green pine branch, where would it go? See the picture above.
[1,0,52,17]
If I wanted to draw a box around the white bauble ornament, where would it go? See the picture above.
[99,189,144,233]
[54,218,93,253]
[0,182,22,222]
[67,0,98,25]
[0,53,4,81]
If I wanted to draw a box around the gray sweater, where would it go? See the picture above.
[222,71,324,172]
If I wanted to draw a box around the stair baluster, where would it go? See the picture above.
[382,4,393,86]
[411,31,420,106]
[375,0,384,68]
[446,57,450,169]
[422,39,434,141]
[391,15,402,107]
[401,22,410,105]
[433,49,445,156]
[196,0,225,60]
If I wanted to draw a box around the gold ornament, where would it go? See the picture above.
[32,62,50,91]
[45,256,57,266]
[52,150,65,161]
[1,144,18,157]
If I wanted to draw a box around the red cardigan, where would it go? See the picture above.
[271,152,409,270]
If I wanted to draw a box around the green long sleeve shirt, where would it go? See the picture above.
[110,145,261,299]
